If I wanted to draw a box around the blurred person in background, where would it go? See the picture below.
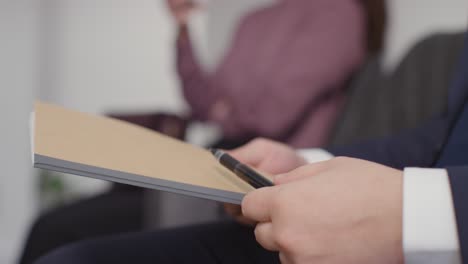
[170,0,384,149]
[19,0,386,263]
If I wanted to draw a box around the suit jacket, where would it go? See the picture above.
[328,31,468,262]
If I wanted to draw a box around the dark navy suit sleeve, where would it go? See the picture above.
[326,116,450,170]
[448,166,468,263]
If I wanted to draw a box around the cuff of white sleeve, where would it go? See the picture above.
[403,168,461,264]
[297,149,333,163]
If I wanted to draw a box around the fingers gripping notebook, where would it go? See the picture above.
[31,102,253,204]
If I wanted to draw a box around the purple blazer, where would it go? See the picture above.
[176,0,366,147]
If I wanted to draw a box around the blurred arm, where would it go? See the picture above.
[176,25,217,121]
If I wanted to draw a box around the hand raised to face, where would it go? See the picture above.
[242,157,404,264]
[166,0,198,25]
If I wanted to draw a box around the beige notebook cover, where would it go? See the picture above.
[32,102,254,204]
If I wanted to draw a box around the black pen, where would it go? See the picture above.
[210,148,273,189]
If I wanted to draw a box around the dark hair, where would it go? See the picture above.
[360,0,387,54]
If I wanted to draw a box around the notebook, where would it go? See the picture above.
[31,102,254,204]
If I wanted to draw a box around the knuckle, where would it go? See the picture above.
[253,225,263,238]
[332,156,349,163]
[251,137,269,146]
[275,227,297,253]
[272,186,288,209]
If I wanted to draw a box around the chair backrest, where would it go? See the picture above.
[330,31,466,146]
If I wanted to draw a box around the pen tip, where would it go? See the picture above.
[209,148,219,156]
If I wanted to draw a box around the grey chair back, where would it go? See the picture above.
[331,32,466,146]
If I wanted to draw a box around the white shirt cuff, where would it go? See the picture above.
[403,168,461,264]
[297,148,334,163]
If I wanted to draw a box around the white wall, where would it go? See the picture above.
[384,0,468,71]
[0,1,39,263]
[41,0,188,114]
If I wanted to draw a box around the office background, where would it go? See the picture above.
[1,0,467,263]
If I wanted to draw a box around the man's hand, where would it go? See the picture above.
[230,138,307,175]
[242,157,404,264]
[167,0,198,26]
[223,138,308,225]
